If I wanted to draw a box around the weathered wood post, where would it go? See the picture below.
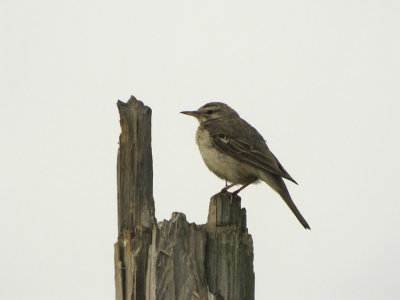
[115,97,156,300]
[114,96,254,300]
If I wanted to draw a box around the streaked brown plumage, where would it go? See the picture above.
[181,102,310,230]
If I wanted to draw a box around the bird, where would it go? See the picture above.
[181,102,310,229]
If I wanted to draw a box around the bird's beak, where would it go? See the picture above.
[180,111,199,118]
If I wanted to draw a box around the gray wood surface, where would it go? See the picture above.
[115,96,155,300]
[115,96,254,300]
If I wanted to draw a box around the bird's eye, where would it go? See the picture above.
[206,110,214,114]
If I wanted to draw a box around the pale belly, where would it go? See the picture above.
[196,128,258,184]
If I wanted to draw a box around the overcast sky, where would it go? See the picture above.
[1,1,400,299]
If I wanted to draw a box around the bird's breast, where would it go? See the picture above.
[195,127,257,184]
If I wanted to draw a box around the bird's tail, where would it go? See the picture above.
[261,173,311,230]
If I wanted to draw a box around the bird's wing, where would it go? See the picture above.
[211,132,298,184]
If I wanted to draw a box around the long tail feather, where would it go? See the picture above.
[262,173,310,230]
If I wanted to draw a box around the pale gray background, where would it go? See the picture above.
[1,0,399,299]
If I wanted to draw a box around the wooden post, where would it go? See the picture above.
[115,96,155,300]
[114,96,254,300]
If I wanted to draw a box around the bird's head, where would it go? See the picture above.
[181,102,239,124]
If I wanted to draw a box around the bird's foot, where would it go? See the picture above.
[231,182,251,195]
[218,187,229,194]
[220,187,229,193]
[220,182,236,193]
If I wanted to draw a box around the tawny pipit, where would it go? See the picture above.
[181,102,310,230]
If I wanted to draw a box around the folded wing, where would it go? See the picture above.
[212,133,297,184]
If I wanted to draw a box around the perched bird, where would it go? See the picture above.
[181,102,310,229]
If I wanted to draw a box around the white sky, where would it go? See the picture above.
[1,0,399,299]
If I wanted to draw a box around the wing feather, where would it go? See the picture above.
[212,133,297,184]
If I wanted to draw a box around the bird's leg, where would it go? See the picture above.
[220,182,236,193]
[232,183,251,195]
